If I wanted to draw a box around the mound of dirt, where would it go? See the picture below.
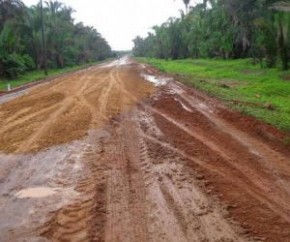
[0,63,154,153]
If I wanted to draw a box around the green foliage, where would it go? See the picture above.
[0,52,35,78]
[133,0,290,70]
[0,0,112,78]
[22,54,36,70]
[0,60,106,90]
[139,57,290,132]
[1,53,27,78]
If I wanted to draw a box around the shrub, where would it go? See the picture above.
[1,53,27,78]
[22,54,36,70]
[0,53,36,78]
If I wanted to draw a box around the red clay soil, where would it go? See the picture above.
[151,83,290,241]
[0,64,99,97]
[0,62,153,153]
[0,58,290,242]
[0,74,57,97]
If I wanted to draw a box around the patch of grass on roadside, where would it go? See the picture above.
[138,57,290,133]
[0,60,111,91]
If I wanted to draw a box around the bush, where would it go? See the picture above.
[0,53,36,78]
[1,53,27,78]
[22,54,36,70]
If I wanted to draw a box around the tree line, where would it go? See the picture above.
[133,0,290,70]
[0,0,112,78]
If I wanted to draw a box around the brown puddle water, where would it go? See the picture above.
[0,134,96,241]
[14,187,58,198]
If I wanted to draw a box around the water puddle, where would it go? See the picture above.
[15,187,58,198]
[100,61,119,68]
[141,74,171,86]
[118,56,132,65]
[100,56,132,68]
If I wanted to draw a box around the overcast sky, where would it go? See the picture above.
[22,0,193,50]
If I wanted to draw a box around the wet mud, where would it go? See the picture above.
[0,57,289,241]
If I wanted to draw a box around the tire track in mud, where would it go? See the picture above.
[30,67,123,241]
[104,69,149,241]
[147,107,290,224]
[147,83,290,241]
[73,72,109,125]
[0,62,146,153]
[177,89,290,173]
[2,58,289,242]
[97,69,117,119]
[114,67,290,241]
[26,62,153,242]
[103,112,239,242]
[17,100,74,153]
[39,62,290,241]
[126,82,290,231]
[0,103,59,134]
[41,138,109,242]
[142,127,289,227]
[100,68,249,242]
[135,109,248,242]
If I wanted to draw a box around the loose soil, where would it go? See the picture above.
[0,57,289,242]
[0,60,153,153]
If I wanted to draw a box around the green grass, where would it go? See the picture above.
[0,60,111,91]
[138,57,290,133]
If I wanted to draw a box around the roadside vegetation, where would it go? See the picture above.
[139,57,290,132]
[0,0,112,81]
[133,0,290,70]
[133,0,290,132]
[0,60,108,91]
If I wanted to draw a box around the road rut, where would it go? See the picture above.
[0,57,290,242]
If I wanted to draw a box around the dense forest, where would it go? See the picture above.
[0,0,112,78]
[133,0,290,70]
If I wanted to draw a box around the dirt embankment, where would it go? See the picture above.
[0,58,290,242]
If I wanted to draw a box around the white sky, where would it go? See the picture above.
[22,0,193,50]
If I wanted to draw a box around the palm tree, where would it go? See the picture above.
[40,0,47,74]
[270,1,290,70]
[45,0,65,68]
[0,0,25,29]
[45,0,63,15]
[183,0,190,14]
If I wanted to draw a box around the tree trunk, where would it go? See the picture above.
[278,19,288,70]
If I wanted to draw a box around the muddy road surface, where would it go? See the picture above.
[0,57,290,242]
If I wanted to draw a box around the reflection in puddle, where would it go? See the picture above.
[141,73,171,86]
[15,187,58,198]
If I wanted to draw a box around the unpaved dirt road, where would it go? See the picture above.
[0,57,290,242]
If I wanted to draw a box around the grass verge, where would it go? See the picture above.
[0,59,112,91]
[138,57,290,133]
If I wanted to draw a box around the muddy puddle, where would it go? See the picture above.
[0,137,92,240]
[15,187,58,198]
[141,73,172,86]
